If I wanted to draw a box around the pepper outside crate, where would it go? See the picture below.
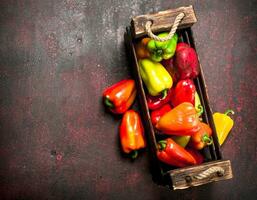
[124,5,233,190]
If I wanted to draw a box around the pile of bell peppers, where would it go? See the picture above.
[135,33,234,168]
[102,31,234,166]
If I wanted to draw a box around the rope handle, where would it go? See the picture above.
[194,166,225,180]
[145,12,185,42]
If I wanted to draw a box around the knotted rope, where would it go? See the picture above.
[145,12,185,42]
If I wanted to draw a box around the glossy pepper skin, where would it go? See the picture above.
[156,102,200,136]
[151,104,172,126]
[147,89,172,110]
[103,79,136,114]
[213,110,234,146]
[174,42,200,80]
[157,138,197,167]
[120,110,146,158]
[186,147,204,164]
[189,122,213,150]
[139,59,173,97]
[147,33,178,62]
[170,79,196,107]
[135,38,151,59]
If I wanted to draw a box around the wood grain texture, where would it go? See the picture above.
[0,0,256,200]
[131,5,197,38]
[169,160,233,190]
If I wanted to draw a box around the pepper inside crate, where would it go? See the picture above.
[136,29,216,169]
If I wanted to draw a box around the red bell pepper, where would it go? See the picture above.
[170,79,196,107]
[174,42,200,80]
[157,138,197,167]
[156,102,201,136]
[186,147,204,164]
[189,122,213,150]
[146,88,172,110]
[120,110,146,159]
[150,104,172,126]
[103,79,136,114]
[161,58,180,83]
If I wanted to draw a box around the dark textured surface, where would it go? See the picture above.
[0,1,256,200]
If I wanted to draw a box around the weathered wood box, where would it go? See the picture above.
[124,5,233,190]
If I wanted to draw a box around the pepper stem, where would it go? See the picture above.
[161,89,168,100]
[224,109,234,116]
[158,140,167,150]
[131,150,138,159]
[197,105,204,116]
[104,97,114,108]
[202,134,213,145]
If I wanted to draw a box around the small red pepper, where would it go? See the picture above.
[170,79,196,107]
[150,104,172,126]
[186,147,204,164]
[120,110,146,159]
[103,79,136,114]
[157,138,197,167]
[146,88,172,110]
[189,122,213,150]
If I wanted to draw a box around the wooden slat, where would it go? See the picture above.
[169,160,233,190]
[131,5,197,38]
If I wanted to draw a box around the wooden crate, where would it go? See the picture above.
[124,5,233,190]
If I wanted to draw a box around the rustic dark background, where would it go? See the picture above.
[0,0,256,200]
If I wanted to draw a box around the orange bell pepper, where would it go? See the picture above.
[120,110,146,159]
[103,79,136,114]
[189,122,213,150]
[156,102,200,136]
[135,38,150,59]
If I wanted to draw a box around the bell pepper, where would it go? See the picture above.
[157,138,197,167]
[150,104,172,126]
[171,135,191,148]
[213,109,234,146]
[147,89,172,110]
[103,79,136,114]
[147,33,178,62]
[120,110,146,159]
[186,147,204,164]
[195,91,203,116]
[170,79,196,107]
[189,122,213,150]
[174,42,200,80]
[135,38,151,59]
[156,102,201,136]
[139,59,173,97]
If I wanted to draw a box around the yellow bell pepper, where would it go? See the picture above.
[139,59,173,97]
[213,109,234,146]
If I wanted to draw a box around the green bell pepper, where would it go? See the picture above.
[171,135,191,148]
[139,59,173,97]
[147,32,178,62]
[195,91,204,116]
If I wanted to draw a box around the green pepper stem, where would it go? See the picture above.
[158,140,167,150]
[197,105,204,116]
[104,97,114,108]
[131,150,138,159]
[202,134,213,145]
[224,109,234,116]
[161,89,168,100]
